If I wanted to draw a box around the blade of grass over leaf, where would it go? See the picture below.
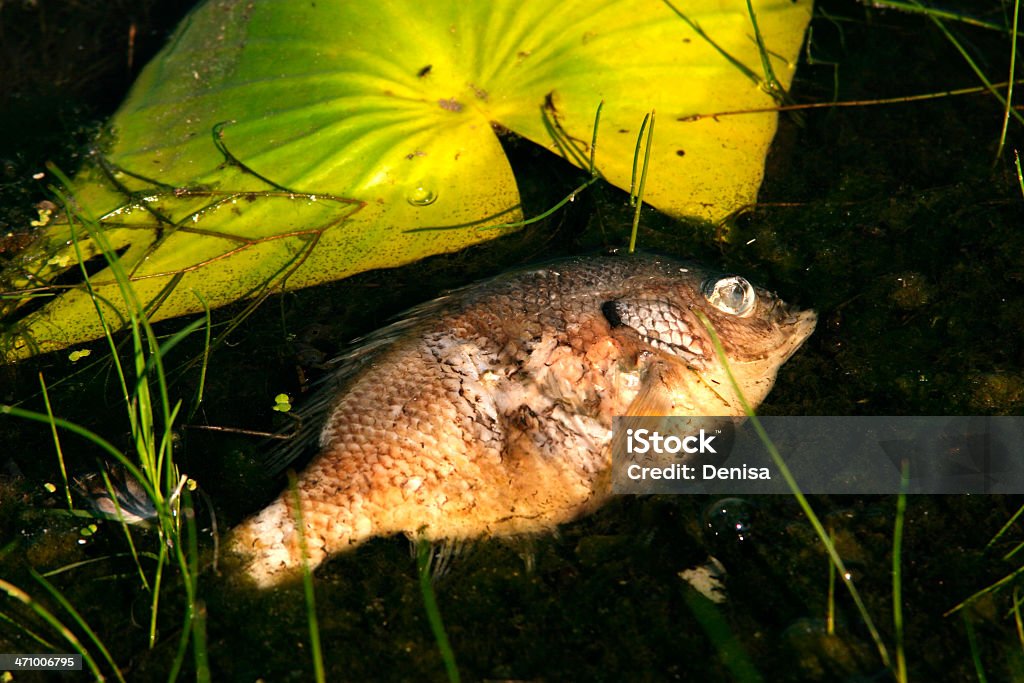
[662,0,762,87]
[411,99,607,236]
[629,113,650,205]
[745,0,788,102]
[405,183,591,235]
[589,100,604,176]
[629,111,655,254]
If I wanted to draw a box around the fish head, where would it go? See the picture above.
[602,259,817,415]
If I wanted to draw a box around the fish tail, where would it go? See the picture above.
[228,488,379,588]
[227,499,306,587]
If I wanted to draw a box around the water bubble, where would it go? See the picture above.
[703,497,755,544]
[406,185,438,206]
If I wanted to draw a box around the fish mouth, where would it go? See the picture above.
[775,307,818,362]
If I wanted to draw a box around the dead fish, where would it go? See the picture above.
[74,463,201,527]
[229,253,816,587]
[75,463,157,526]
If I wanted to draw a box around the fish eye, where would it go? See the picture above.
[702,276,756,317]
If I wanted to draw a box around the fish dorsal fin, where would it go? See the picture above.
[260,294,454,476]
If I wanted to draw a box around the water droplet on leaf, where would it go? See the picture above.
[406,185,438,206]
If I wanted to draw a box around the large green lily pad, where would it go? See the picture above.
[0,0,812,360]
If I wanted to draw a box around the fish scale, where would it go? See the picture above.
[229,253,816,587]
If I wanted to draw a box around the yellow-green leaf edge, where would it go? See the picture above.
[0,0,812,361]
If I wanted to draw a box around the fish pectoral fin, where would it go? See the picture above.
[624,362,677,418]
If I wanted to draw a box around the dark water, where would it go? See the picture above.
[2,0,1024,680]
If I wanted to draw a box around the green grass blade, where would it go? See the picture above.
[193,599,210,683]
[188,292,213,420]
[826,529,836,635]
[893,463,909,683]
[149,545,167,650]
[1013,588,1024,652]
[0,405,155,501]
[1016,151,1024,200]
[745,0,786,102]
[40,553,161,578]
[945,561,1024,616]
[629,111,655,254]
[682,587,763,682]
[47,173,132,413]
[986,499,1024,555]
[38,373,73,511]
[661,0,761,86]
[417,538,460,683]
[695,311,892,670]
[996,0,1021,160]
[0,608,60,651]
[0,579,106,681]
[589,100,604,176]
[30,569,126,683]
[869,1,1022,34]
[964,612,988,682]
[167,489,202,683]
[629,113,650,205]
[907,0,1024,129]
[96,467,152,592]
[288,472,326,683]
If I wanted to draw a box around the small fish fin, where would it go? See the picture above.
[624,363,676,417]
[410,537,467,582]
[608,363,675,463]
